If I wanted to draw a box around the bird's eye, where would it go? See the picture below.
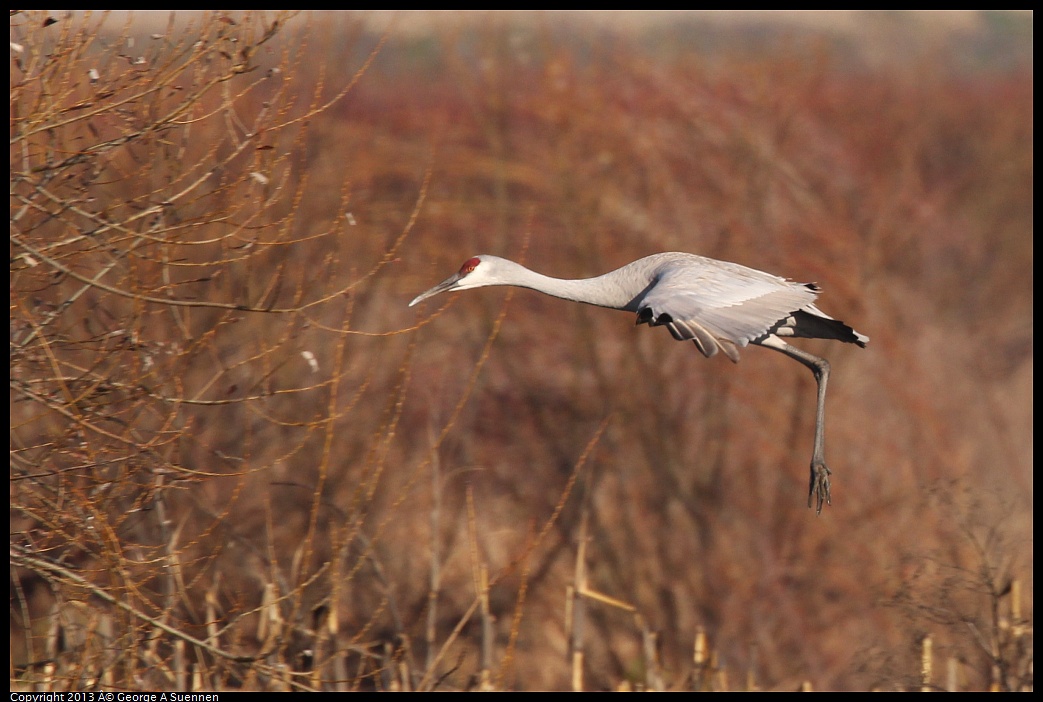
[460,257,481,274]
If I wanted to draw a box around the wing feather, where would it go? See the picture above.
[635,257,819,362]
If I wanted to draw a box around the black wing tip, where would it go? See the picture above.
[788,310,869,348]
[837,324,869,348]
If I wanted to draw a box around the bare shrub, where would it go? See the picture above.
[11,10,418,690]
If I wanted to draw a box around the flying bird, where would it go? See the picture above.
[409,252,868,513]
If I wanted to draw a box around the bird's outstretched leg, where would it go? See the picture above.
[757,336,833,514]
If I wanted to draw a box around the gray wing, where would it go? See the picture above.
[635,260,819,362]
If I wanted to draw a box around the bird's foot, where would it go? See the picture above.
[807,460,832,515]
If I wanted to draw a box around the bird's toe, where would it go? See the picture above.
[808,461,832,515]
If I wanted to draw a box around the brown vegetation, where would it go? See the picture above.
[10,10,1032,691]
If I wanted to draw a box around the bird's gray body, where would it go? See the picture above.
[411,252,866,361]
[409,251,868,513]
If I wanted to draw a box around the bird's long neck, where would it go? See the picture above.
[493,259,642,311]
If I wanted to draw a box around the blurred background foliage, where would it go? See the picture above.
[10,10,1032,691]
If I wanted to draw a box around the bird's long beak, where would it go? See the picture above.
[408,272,463,307]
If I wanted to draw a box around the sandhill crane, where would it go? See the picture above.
[409,252,868,514]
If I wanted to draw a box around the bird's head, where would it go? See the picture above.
[409,255,510,307]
